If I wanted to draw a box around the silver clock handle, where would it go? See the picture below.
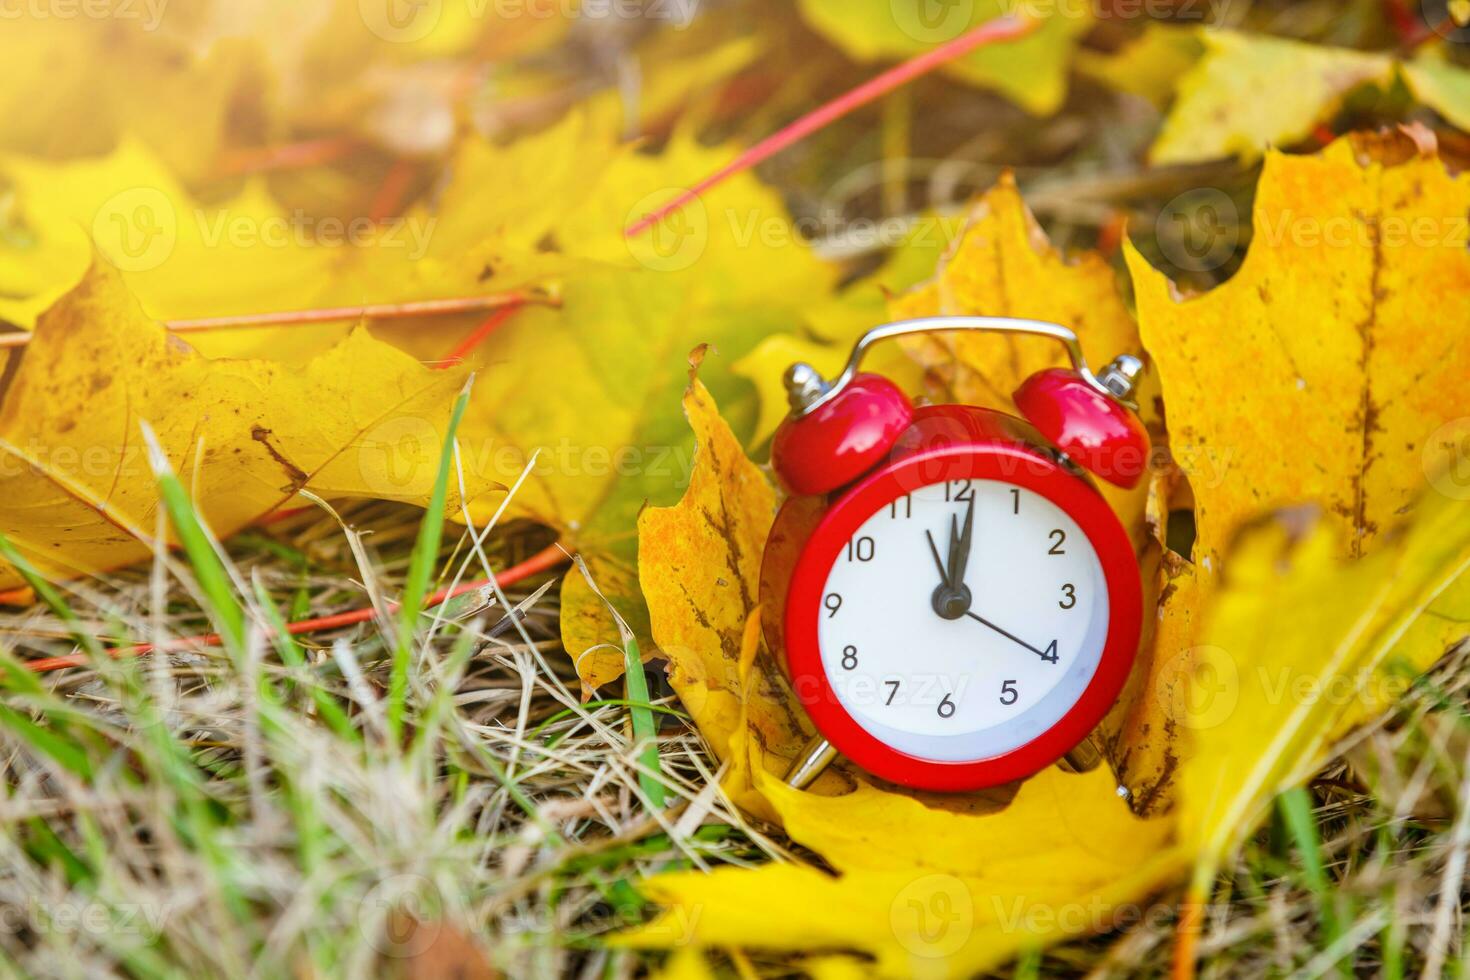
[783,315,1142,418]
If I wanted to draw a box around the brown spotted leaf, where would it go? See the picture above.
[1116,133,1470,811]
[637,378,817,784]
[0,262,479,587]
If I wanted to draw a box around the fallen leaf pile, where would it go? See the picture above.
[3,3,1470,974]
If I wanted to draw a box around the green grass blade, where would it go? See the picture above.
[0,704,91,778]
[388,380,473,744]
[1279,786,1346,972]
[0,533,103,660]
[141,423,246,654]
[23,817,90,885]
[251,578,358,743]
[621,634,666,809]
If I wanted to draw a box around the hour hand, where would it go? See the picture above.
[925,530,950,588]
[929,520,972,621]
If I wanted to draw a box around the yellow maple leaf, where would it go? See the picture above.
[1073,22,1205,108]
[636,379,788,758]
[636,380,849,813]
[1178,492,1470,897]
[1149,29,1470,165]
[886,175,1144,433]
[732,225,945,448]
[0,0,572,183]
[0,262,483,588]
[0,123,587,346]
[1,100,837,690]
[1115,133,1470,810]
[1133,136,1470,565]
[625,558,1182,973]
[0,139,335,333]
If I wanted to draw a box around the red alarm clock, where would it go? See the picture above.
[762,316,1148,793]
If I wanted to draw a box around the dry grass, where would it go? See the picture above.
[3,491,1469,978]
[0,497,789,978]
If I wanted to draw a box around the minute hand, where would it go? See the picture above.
[946,494,975,589]
[964,611,1051,661]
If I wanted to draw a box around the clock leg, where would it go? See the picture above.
[784,736,838,790]
[1057,735,1102,774]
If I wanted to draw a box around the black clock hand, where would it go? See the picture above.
[963,610,1054,661]
[925,530,950,588]
[929,504,973,620]
[946,494,975,590]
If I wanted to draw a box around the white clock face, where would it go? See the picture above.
[817,477,1110,762]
